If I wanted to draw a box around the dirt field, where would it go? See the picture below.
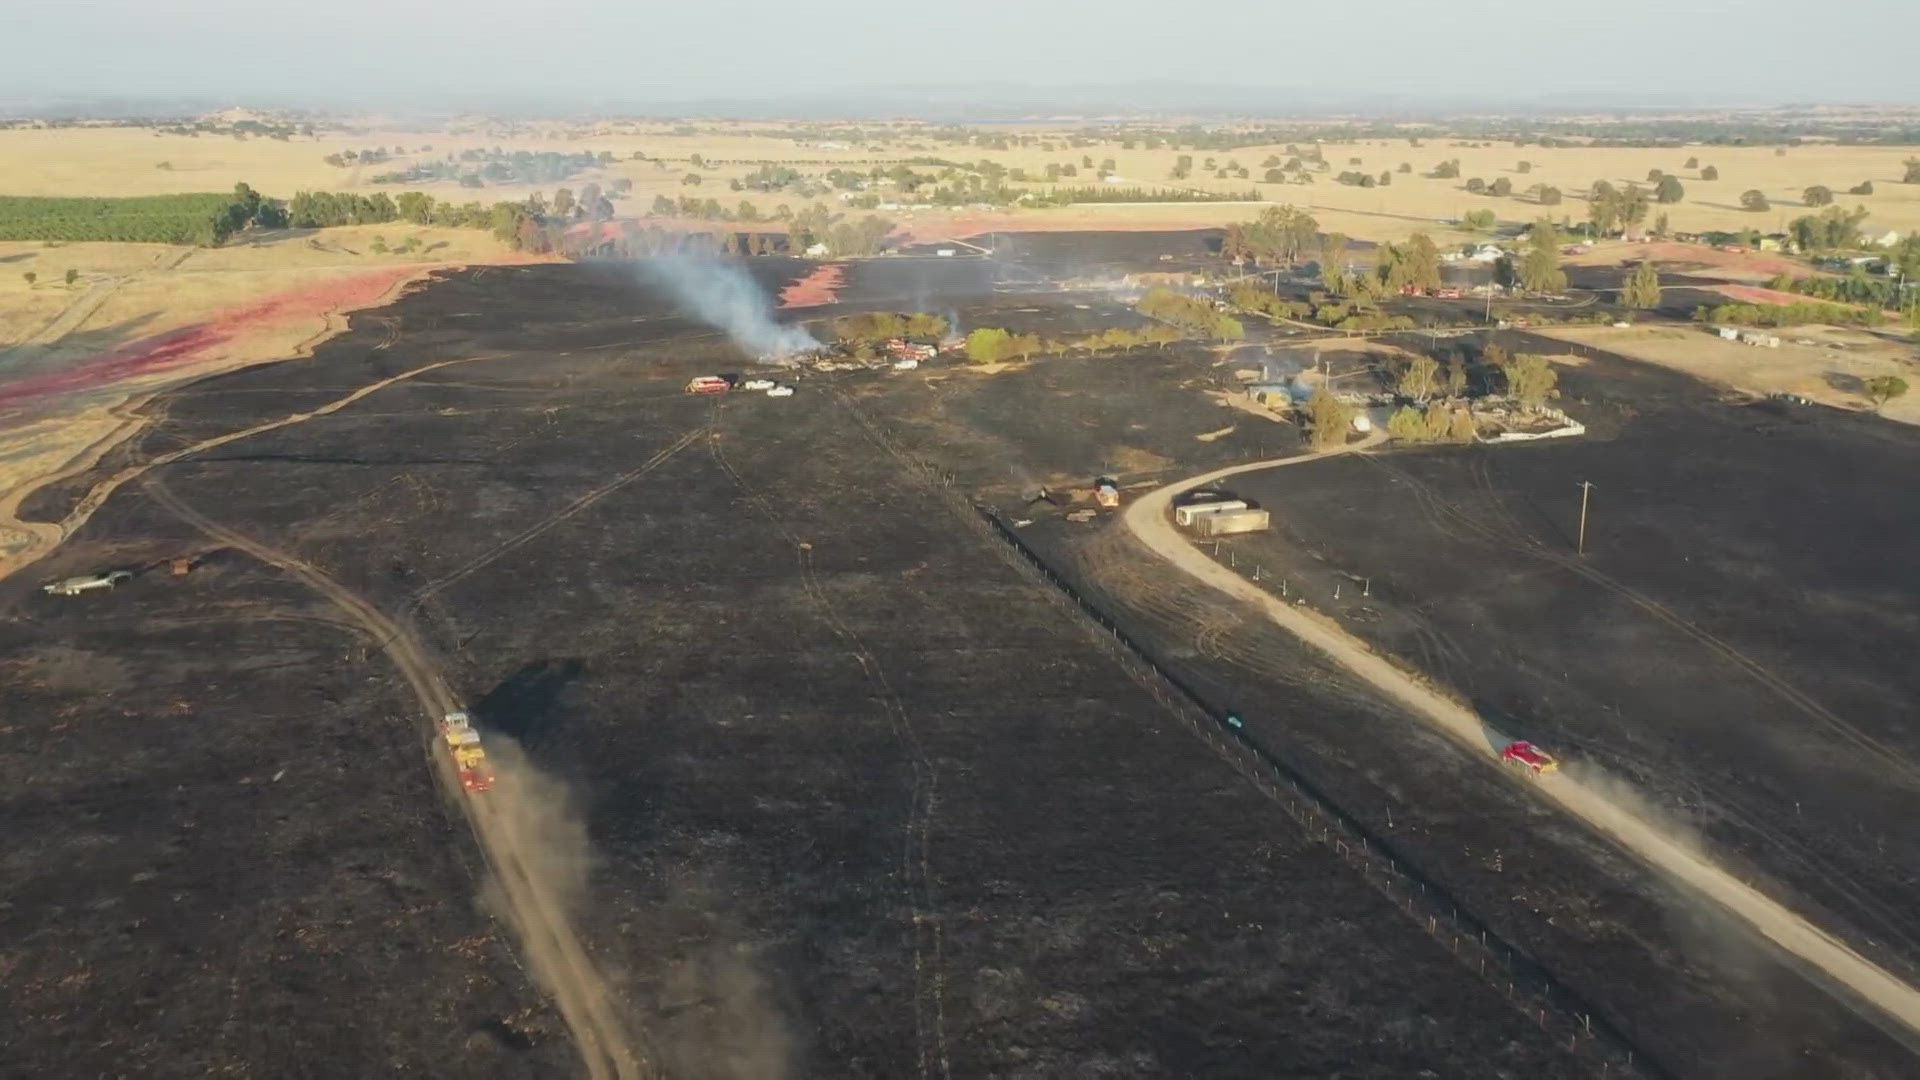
[1,257,1612,1077]
[7,123,1920,248]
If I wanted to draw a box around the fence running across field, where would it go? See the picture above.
[829,386,1669,1080]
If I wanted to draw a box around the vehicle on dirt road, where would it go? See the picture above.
[1501,740,1559,776]
[441,710,495,792]
[686,375,733,395]
[42,570,133,596]
[766,384,795,397]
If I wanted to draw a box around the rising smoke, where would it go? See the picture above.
[637,256,817,358]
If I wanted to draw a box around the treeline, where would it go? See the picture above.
[370,150,607,187]
[962,324,1186,363]
[1693,300,1886,328]
[1135,286,1244,340]
[830,311,949,342]
[1038,186,1258,205]
[0,185,283,245]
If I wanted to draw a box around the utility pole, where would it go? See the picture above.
[1576,480,1595,555]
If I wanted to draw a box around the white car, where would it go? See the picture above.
[742,378,776,391]
[766,385,795,397]
[891,358,919,370]
[43,570,133,596]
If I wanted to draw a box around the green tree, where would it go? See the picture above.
[22,271,35,286]
[1499,353,1558,407]
[1516,161,1532,174]
[1685,156,1700,169]
[1535,184,1562,205]
[964,327,1014,363]
[1905,158,1920,184]
[1397,354,1439,401]
[1622,260,1662,309]
[1462,208,1496,232]
[64,267,78,286]
[1448,408,1478,442]
[1740,189,1770,212]
[1864,374,1909,410]
[1655,174,1685,203]
[1444,354,1468,397]
[1849,180,1875,196]
[1588,180,1620,235]
[1305,388,1356,448]
[1701,165,1719,181]
[553,188,575,217]
[682,173,702,186]
[1489,177,1513,197]
[1804,185,1834,207]
[1387,405,1429,442]
[1401,231,1443,292]
[1517,220,1567,294]
[1465,177,1487,194]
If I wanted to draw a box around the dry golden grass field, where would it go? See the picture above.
[5,123,1920,247]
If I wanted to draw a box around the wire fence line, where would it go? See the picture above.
[830,387,1666,1079]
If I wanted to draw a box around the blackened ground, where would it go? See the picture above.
[0,556,570,1078]
[1217,353,1920,990]
[849,337,1920,1077]
[2,260,1593,1078]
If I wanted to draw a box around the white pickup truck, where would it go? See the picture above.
[43,570,133,596]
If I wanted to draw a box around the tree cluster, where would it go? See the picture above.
[831,312,949,343]
[1135,287,1244,340]
[1693,299,1885,328]
[962,324,1180,363]
[1587,181,1651,236]
[1787,205,1870,251]
[1221,205,1322,266]
[1387,403,1475,443]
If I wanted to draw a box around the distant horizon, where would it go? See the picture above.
[6,84,1920,124]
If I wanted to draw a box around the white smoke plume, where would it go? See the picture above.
[638,256,818,357]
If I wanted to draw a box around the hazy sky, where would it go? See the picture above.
[11,0,1920,109]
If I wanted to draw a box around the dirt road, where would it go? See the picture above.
[1122,445,1920,1047]
[142,473,645,1080]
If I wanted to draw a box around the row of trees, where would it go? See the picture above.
[1135,286,1244,340]
[830,311,949,343]
[0,185,284,245]
[1693,300,1886,327]
[961,324,1186,363]
[1038,185,1260,205]
[1387,403,1478,444]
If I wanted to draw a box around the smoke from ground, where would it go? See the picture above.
[638,256,818,358]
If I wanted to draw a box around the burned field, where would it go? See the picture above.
[1214,354,1920,980]
[837,319,1920,1074]
[2,255,1604,1077]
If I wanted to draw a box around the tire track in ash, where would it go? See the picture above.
[0,354,505,583]
[1129,450,1920,1047]
[705,415,951,1080]
[409,424,707,604]
[141,472,646,1080]
[1355,452,1920,960]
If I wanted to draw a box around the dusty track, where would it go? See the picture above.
[141,473,643,1079]
[1122,445,1920,1047]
